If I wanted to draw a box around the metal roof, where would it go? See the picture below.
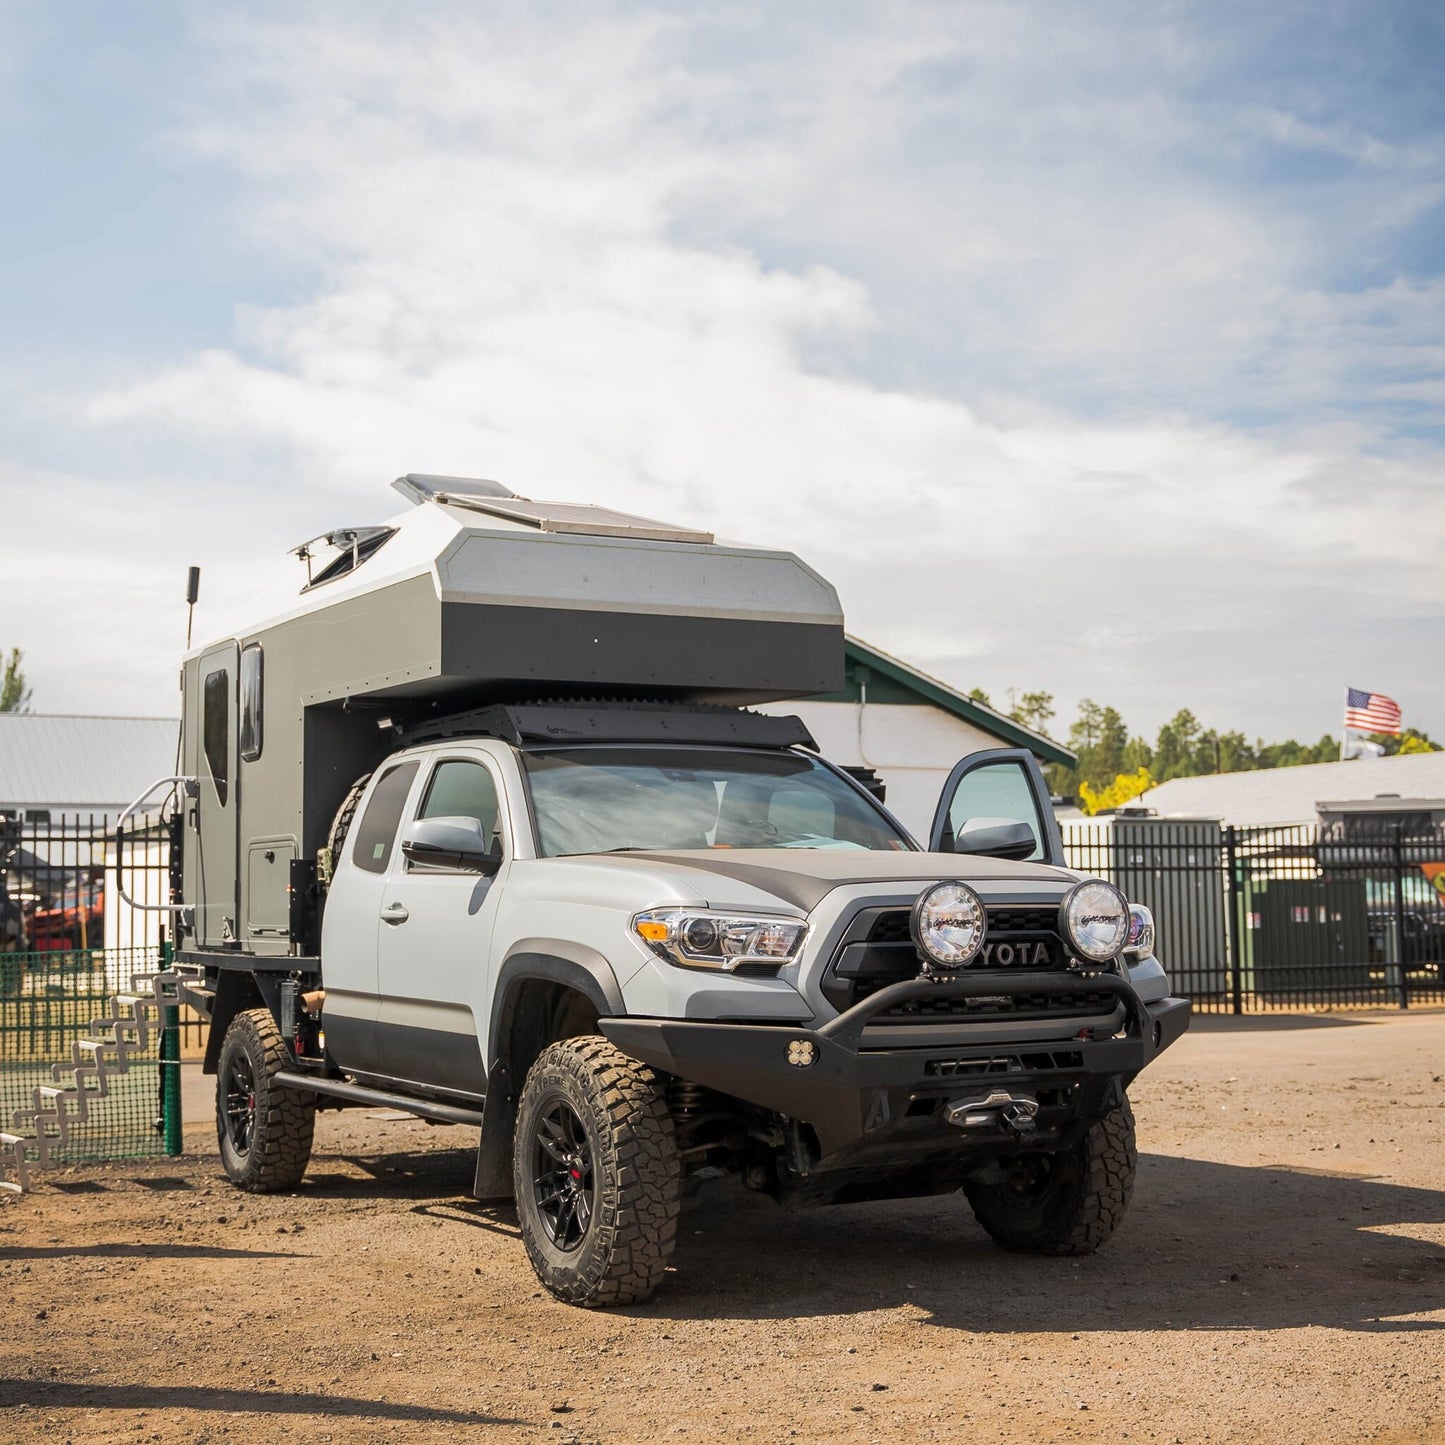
[1139,751,1445,827]
[0,714,179,815]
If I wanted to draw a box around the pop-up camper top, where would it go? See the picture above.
[178,475,844,951]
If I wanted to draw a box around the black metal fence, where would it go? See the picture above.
[1061,817,1445,1013]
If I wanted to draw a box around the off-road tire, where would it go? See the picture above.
[216,1007,316,1193]
[964,1098,1136,1256]
[513,1036,680,1307]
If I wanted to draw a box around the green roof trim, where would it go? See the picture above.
[814,637,1076,768]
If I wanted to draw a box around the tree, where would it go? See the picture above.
[1372,728,1440,756]
[1122,735,1153,773]
[1068,700,1129,790]
[1078,766,1154,816]
[966,686,993,709]
[0,649,30,713]
[1153,709,1202,781]
[1008,689,1056,736]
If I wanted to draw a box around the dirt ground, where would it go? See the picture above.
[3,1011,1444,1445]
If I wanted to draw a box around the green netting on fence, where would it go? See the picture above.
[0,946,168,1164]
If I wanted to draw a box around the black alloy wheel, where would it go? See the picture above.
[221,1046,257,1158]
[512,1036,681,1307]
[531,1096,598,1252]
[214,1007,316,1193]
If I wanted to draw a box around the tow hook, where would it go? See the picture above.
[945,1091,1040,1136]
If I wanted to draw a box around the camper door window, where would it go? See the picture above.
[239,645,263,762]
[202,668,230,807]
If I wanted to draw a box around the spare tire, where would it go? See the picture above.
[324,772,373,880]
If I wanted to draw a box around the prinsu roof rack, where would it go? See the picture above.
[397,701,819,751]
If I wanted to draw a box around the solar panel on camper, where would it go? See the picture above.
[434,494,715,544]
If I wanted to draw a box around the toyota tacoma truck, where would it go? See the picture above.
[151,474,1189,1305]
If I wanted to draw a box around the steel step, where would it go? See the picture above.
[1,969,186,1194]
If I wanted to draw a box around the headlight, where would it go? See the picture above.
[1125,903,1155,957]
[632,909,807,972]
[911,881,987,971]
[1060,880,1130,963]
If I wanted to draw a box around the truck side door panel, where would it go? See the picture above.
[371,755,506,1098]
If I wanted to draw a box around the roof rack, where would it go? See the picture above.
[399,701,817,751]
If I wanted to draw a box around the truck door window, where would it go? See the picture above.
[239,645,263,762]
[202,668,230,807]
[416,760,503,859]
[945,762,1045,861]
[351,761,420,874]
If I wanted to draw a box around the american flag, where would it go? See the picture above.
[1344,687,1402,735]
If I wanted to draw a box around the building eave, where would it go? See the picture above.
[841,637,1076,767]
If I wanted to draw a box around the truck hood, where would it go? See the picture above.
[601,848,1079,914]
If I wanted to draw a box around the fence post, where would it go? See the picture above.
[159,936,183,1154]
[1225,825,1243,1016]
[1393,823,1410,1011]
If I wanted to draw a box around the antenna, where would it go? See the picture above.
[185,566,200,648]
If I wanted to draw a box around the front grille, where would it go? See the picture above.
[866,911,913,945]
[925,1049,1084,1077]
[822,903,1103,1019]
[874,989,1120,1021]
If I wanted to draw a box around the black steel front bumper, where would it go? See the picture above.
[600,972,1190,1168]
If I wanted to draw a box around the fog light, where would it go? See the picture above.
[786,1039,818,1068]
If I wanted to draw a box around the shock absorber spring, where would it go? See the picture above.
[668,1079,706,1120]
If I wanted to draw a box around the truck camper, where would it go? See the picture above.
[145,474,1187,1306]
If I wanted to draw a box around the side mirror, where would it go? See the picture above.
[948,817,1038,862]
[401,816,501,874]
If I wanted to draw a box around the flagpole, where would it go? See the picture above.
[1340,688,1347,762]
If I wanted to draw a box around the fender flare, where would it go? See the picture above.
[473,941,627,1202]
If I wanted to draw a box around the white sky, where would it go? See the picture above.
[2,2,1443,745]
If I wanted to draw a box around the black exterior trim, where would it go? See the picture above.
[404,701,818,751]
[472,944,625,1202]
[201,970,265,1075]
[440,604,844,704]
[373,1020,487,1098]
[928,748,1066,866]
[601,975,1189,1163]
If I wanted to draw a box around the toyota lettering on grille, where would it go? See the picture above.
[977,940,1051,967]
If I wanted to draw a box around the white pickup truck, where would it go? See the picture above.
[209,702,1187,1306]
[169,477,1187,1306]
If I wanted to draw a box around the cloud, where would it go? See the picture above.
[4,1,1444,744]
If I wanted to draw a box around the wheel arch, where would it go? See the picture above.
[472,942,626,1202]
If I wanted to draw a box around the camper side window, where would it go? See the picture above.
[239,645,263,762]
[351,762,420,874]
[202,668,230,807]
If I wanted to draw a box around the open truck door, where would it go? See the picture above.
[927,747,1065,866]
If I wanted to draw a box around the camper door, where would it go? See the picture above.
[189,640,240,944]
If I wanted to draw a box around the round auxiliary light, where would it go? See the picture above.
[1060,880,1131,963]
[911,881,987,971]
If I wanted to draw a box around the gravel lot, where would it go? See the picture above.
[3,1011,1444,1444]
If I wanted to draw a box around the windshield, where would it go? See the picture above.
[522,746,914,857]
[1364,875,1445,909]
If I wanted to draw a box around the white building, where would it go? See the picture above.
[1138,751,1445,827]
[762,636,1074,840]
